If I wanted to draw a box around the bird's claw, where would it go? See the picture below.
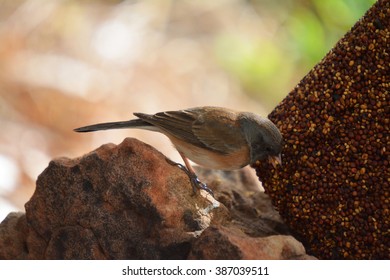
[189,176,214,197]
[166,159,214,197]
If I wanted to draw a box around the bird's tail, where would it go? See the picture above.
[74,118,151,132]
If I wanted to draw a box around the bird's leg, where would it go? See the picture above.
[166,153,214,197]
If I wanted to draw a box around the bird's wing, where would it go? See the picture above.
[134,107,246,154]
[134,109,207,148]
[191,108,246,154]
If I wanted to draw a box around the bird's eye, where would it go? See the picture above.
[265,146,272,152]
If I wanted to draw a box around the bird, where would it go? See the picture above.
[74,106,283,196]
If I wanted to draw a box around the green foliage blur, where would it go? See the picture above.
[214,0,376,108]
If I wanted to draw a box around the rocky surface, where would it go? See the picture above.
[189,226,315,260]
[255,0,389,259]
[0,212,29,259]
[0,138,313,259]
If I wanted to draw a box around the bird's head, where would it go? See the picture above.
[239,113,283,168]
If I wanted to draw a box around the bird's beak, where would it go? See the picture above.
[268,154,282,168]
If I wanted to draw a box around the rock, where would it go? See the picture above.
[189,168,313,260]
[0,212,29,259]
[194,167,290,237]
[255,0,389,259]
[24,138,225,259]
[0,137,315,259]
[189,225,313,260]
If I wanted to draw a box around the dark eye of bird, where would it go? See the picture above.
[265,146,272,152]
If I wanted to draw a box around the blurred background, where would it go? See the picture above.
[0,0,375,221]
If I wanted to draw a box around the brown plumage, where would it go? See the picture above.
[74,106,283,195]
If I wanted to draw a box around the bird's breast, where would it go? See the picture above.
[168,135,250,170]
